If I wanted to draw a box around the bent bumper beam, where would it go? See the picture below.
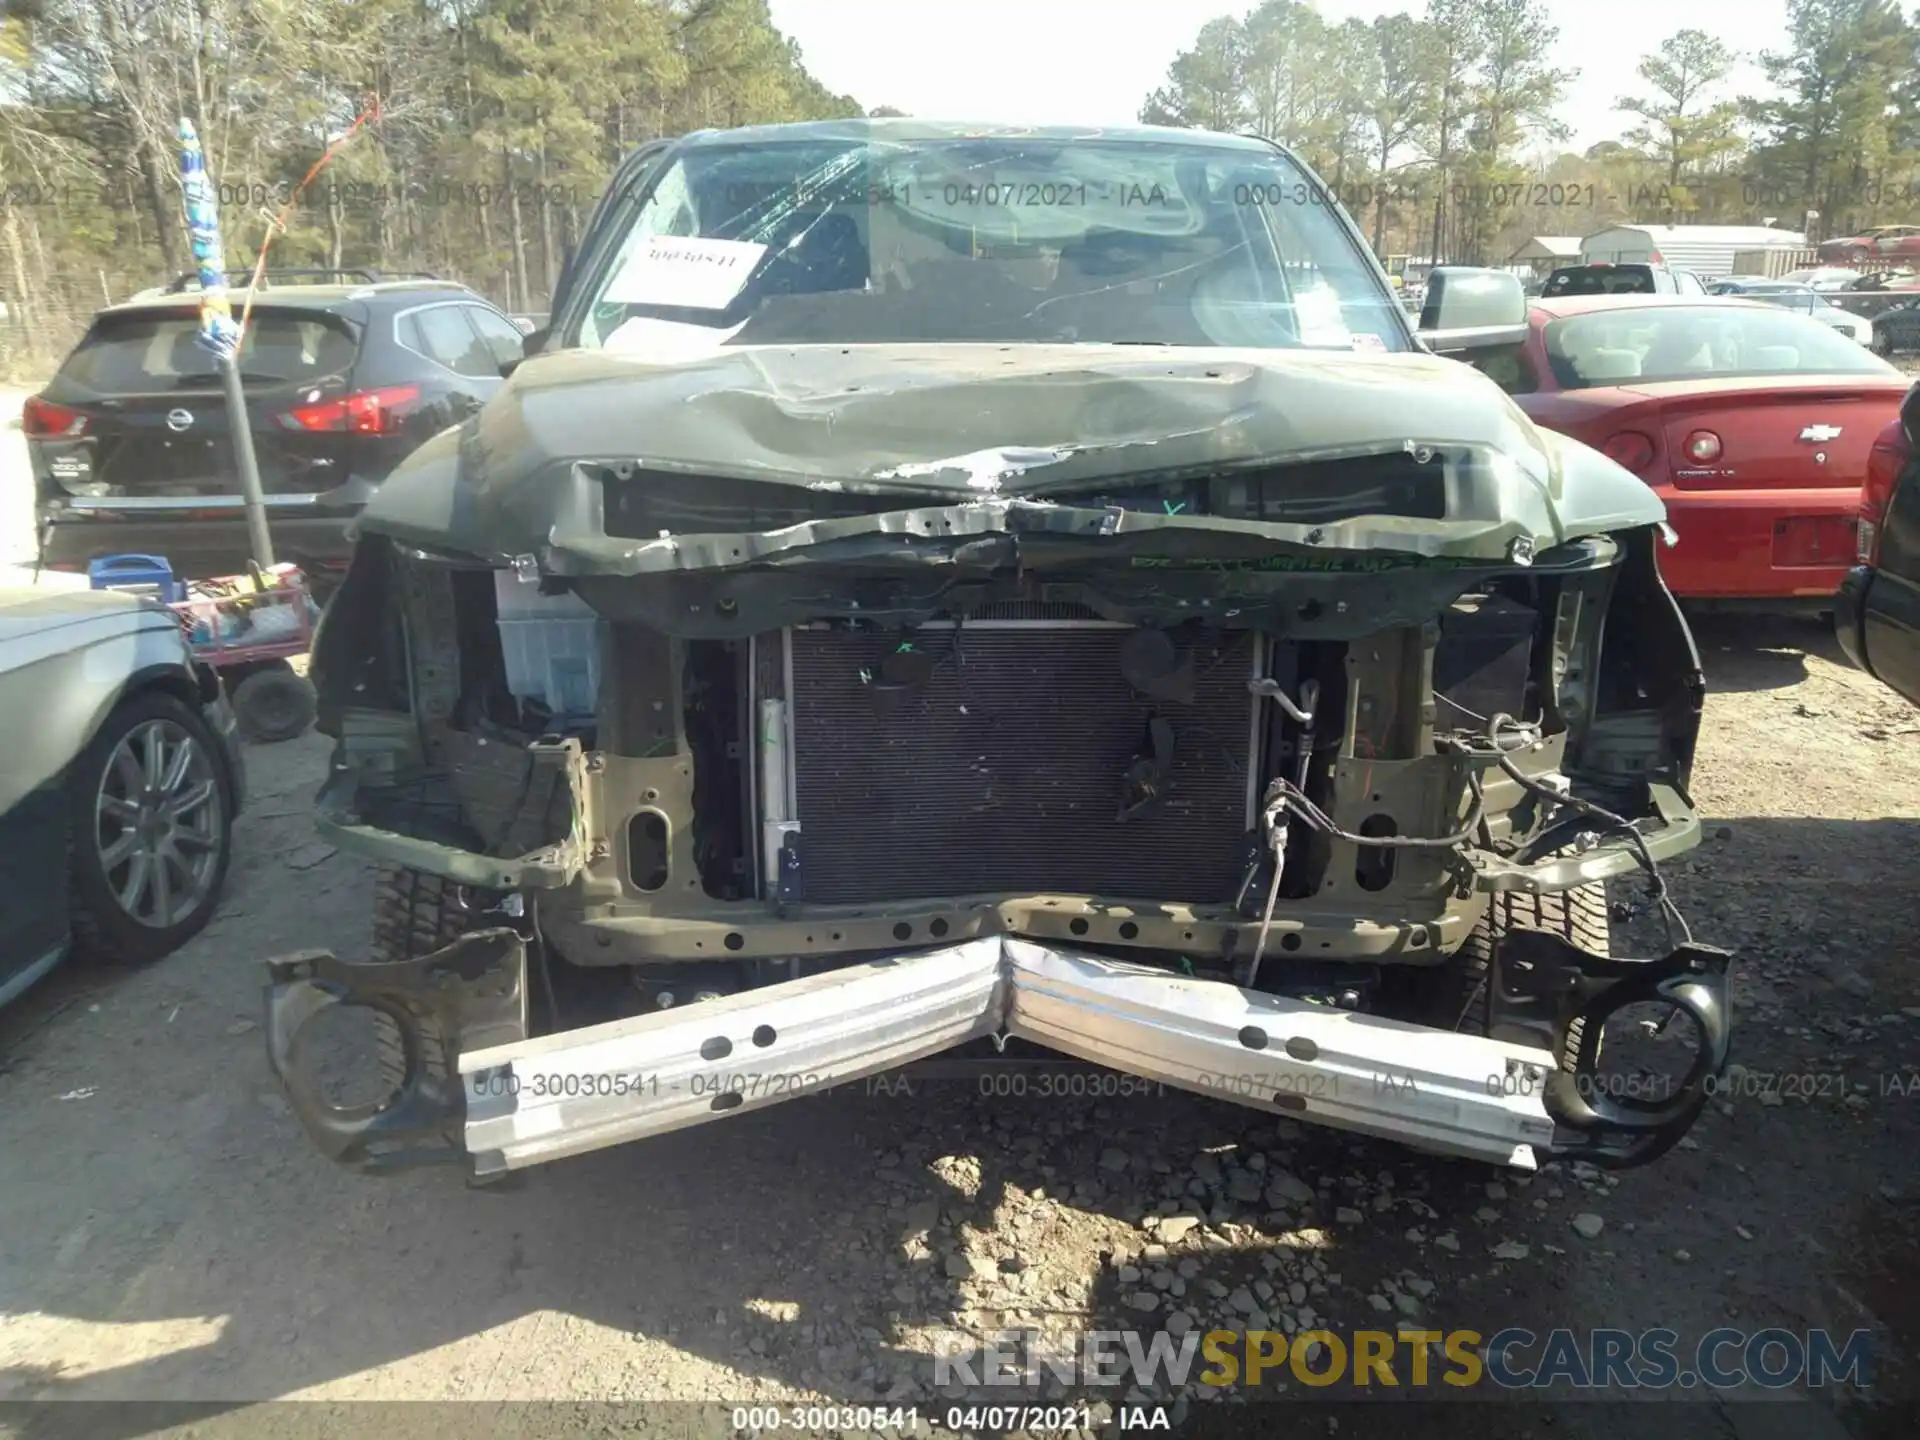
[1002,942,1559,1169]
[269,935,1578,1176]
[464,943,1006,1172]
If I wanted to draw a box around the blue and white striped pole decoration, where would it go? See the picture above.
[177,115,274,566]
[176,118,243,363]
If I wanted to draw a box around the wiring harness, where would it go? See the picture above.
[1242,701,1691,988]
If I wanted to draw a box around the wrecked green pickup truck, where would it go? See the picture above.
[265,120,1728,1180]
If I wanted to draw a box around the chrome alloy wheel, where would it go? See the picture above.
[95,717,227,929]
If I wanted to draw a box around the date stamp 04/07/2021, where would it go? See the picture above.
[467,1060,1919,1107]
[0,179,587,213]
[13,172,1911,217]
[713,173,1920,214]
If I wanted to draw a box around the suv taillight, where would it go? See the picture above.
[1860,417,1911,566]
[278,384,421,435]
[22,394,88,438]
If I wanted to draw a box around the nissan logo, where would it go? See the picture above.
[166,408,194,432]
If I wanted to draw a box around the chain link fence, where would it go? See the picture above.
[0,252,156,384]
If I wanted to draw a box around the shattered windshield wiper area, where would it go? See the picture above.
[600,469,886,536]
[597,450,1454,542]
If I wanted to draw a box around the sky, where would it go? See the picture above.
[766,0,1784,155]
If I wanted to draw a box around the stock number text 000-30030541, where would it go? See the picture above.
[467,1071,828,1100]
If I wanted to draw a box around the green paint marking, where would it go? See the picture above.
[1163,499,1186,515]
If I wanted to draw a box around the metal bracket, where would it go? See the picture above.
[1469,782,1700,894]
[264,929,530,1175]
[1491,930,1733,1168]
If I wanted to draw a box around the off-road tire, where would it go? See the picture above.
[68,689,238,965]
[1445,884,1610,1067]
[369,865,470,1093]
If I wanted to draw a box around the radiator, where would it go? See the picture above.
[783,620,1261,905]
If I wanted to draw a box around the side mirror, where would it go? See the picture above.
[501,326,550,377]
[1417,267,1529,355]
[495,334,541,384]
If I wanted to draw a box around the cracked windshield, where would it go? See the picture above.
[577,136,1408,354]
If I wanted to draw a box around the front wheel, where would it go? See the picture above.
[368,866,478,1093]
[68,689,237,964]
[366,866,531,1187]
[1437,884,1611,1059]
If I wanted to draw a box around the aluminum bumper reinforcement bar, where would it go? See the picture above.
[266,934,1668,1177]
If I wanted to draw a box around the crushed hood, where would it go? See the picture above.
[355,342,1666,572]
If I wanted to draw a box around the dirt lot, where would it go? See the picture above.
[0,611,1915,1439]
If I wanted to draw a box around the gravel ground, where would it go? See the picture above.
[3,387,1920,1438]
[0,616,1915,1440]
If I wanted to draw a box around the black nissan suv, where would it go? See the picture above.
[26,269,526,597]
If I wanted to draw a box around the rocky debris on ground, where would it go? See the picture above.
[283,841,337,871]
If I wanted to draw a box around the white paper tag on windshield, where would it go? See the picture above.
[603,236,768,310]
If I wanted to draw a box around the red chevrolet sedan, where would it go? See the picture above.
[1475,294,1911,605]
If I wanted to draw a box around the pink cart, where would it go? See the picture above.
[171,563,321,743]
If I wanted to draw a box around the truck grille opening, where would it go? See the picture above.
[781,617,1260,905]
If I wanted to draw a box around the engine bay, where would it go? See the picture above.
[283,516,1727,1176]
[310,520,1705,996]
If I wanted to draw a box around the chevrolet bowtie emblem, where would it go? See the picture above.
[1799,424,1843,443]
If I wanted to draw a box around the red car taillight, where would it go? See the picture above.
[1601,431,1657,474]
[22,394,88,438]
[277,384,421,435]
[1860,417,1911,566]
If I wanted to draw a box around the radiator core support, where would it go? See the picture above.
[769,617,1265,906]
